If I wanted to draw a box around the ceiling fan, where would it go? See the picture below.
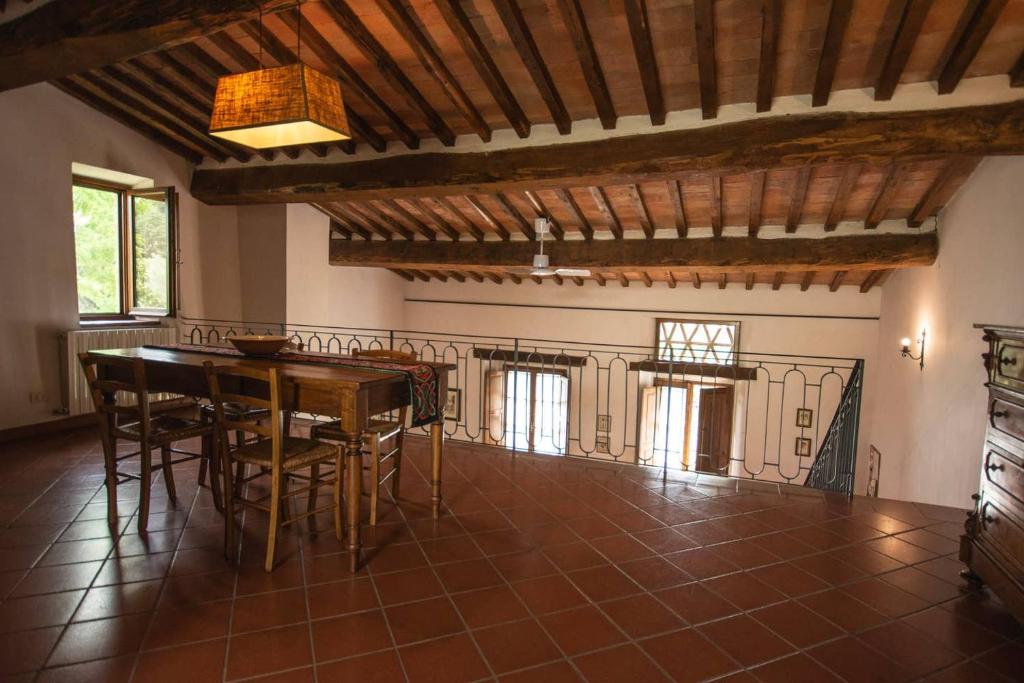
[520,218,591,278]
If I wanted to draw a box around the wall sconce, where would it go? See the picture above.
[900,330,926,370]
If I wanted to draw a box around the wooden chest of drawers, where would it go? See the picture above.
[961,324,1024,620]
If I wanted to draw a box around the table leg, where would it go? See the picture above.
[345,435,363,572]
[431,421,443,520]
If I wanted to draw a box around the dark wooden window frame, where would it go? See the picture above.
[73,175,178,321]
[501,363,571,455]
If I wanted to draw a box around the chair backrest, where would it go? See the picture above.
[352,348,418,362]
[203,362,284,459]
[78,353,151,433]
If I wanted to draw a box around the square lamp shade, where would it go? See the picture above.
[209,63,350,149]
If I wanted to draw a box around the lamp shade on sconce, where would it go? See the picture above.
[209,63,350,149]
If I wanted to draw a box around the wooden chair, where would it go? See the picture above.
[204,362,343,572]
[79,353,218,532]
[308,349,415,525]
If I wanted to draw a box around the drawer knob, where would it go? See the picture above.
[999,355,1018,367]
[987,463,1005,472]
[984,515,996,524]
[992,410,1009,419]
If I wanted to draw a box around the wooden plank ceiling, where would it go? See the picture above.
[5,0,1023,291]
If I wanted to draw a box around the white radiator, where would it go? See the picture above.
[61,326,178,416]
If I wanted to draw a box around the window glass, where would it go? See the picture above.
[657,320,739,365]
[131,191,170,313]
[73,185,121,315]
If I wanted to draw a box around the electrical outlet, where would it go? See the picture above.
[28,391,47,404]
[597,414,611,432]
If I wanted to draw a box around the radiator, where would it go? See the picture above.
[60,326,178,416]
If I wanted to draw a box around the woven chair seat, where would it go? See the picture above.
[234,437,338,471]
[310,418,402,442]
[116,415,212,444]
[200,401,270,420]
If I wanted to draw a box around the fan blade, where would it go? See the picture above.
[555,268,591,277]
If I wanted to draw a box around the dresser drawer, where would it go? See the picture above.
[990,394,1024,444]
[992,336,1024,393]
[979,495,1024,575]
[983,443,1024,508]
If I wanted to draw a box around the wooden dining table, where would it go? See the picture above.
[88,345,454,571]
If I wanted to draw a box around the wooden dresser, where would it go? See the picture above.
[961,324,1024,620]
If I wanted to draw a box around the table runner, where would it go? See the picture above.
[147,343,440,427]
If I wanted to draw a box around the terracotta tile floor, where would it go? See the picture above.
[0,425,1022,682]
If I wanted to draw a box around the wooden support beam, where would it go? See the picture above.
[800,271,816,291]
[771,271,784,290]
[718,273,727,289]
[745,273,755,290]
[875,0,932,101]
[445,271,467,283]
[523,191,564,240]
[667,272,677,289]
[484,272,504,285]
[531,275,544,284]
[641,271,653,288]
[1011,49,1024,87]
[756,0,781,112]
[865,163,908,229]
[937,0,1010,94]
[208,30,259,71]
[555,0,616,129]
[335,203,393,240]
[748,171,765,237]
[626,184,655,238]
[618,273,629,287]
[378,199,437,241]
[429,270,449,282]
[313,203,371,240]
[0,0,263,91]
[693,0,718,119]
[786,166,812,233]
[825,163,861,231]
[692,273,702,289]
[594,273,607,286]
[330,233,939,273]
[409,269,432,282]
[390,268,415,281]
[508,273,523,285]
[323,0,454,146]
[465,196,511,241]
[436,197,485,242]
[829,271,847,291]
[551,274,563,286]
[813,0,853,107]
[859,269,887,292]
[376,0,490,142]
[329,219,353,240]
[349,202,414,241]
[277,9,419,149]
[412,198,464,242]
[467,271,484,283]
[709,174,723,237]
[436,0,530,138]
[908,157,979,226]
[624,0,665,125]
[553,189,593,240]
[572,277,585,287]
[191,103,1024,204]
[493,0,571,134]
[589,188,624,239]
[667,180,687,238]
[494,194,536,240]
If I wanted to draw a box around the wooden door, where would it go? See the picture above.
[696,386,733,474]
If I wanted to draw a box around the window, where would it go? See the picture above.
[486,367,569,455]
[72,178,176,318]
[656,319,739,365]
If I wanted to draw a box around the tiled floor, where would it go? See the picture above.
[0,425,1022,682]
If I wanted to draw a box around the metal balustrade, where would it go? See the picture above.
[176,316,863,495]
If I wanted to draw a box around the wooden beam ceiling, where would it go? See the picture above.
[191,103,1024,204]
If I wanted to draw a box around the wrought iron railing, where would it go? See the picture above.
[803,360,863,495]
[175,316,862,495]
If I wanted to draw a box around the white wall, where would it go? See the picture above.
[871,157,1024,508]
[0,83,243,430]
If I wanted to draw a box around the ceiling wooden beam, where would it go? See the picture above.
[908,156,980,226]
[865,163,908,229]
[786,166,812,233]
[594,273,607,286]
[314,203,371,240]
[555,0,616,129]
[436,0,530,138]
[329,233,938,273]
[523,191,564,240]
[552,189,593,240]
[390,268,415,281]
[376,0,490,142]
[589,187,624,239]
[0,0,263,91]
[745,273,755,290]
[813,0,853,107]
[875,0,932,101]
[667,272,677,289]
[493,0,571,135]
[709,174,723,237]
[467,271,484,283]
[692,273,702,289]
[624,0,665,125]
[860,269,887,292]
[693,0,718,119]
[329,218,353,240]
[618,273,629,287]
[756,0,781,112]
[464,196,511,241]
[571,276,584,286]
[937,0,1009,94]
[626,184,655,238]
[412,198,465,241]
[322,0,455,146]
[550,274,563,286]
[1011,49,1024,87]
[641,272,653,288]
[335,203,393,240]
[825,163,861,231]
[771,271,784,290]
[829,271,847,291]
[349,202,414,241]
[494,194,537,240]
[446,271,466,283]
[277,9,419,149]
[717,273,727,289]
[800,271,816,291]
[435,197,485,242]
[667,180,688,238]
[409,269,432,282]
[191,103,1024,204]
[748,171,765,237]
[378,199,437,241]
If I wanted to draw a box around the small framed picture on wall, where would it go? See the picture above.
[796,408,813,428]
[795,437,812,457]
[444,388,461,422]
